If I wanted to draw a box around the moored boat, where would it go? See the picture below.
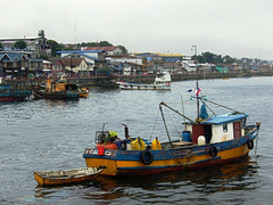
[83,86,261,177]
[32,78,80,100]
[33,167,104,186]
[0,84,31,102]
[116,72,171,90]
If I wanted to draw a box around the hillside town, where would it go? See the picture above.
[0,31,273,84]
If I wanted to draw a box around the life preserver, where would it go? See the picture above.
[208,145,218,157]
[247,139,254,149]
[140,150,154,165]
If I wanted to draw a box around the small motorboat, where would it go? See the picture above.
[79,87,89,98]
[33,167,104,186]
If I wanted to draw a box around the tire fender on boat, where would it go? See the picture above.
[208,145,218,157]
[247,139,254,149]
[140,150,154,165]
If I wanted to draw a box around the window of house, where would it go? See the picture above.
[223,123,228,132]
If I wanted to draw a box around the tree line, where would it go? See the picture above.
[47,40,128,57]
[191,52,235,64]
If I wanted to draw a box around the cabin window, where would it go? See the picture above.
[223,123,228,132]
[241,117,246,128]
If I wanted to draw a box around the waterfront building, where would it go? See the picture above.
[51,57,94,77]
[55,50,113,77]
[84,46,124,56]
[0,51,43,79]
[0,36,51,57]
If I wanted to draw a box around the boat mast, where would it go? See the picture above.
[192,45,200,121]
[159,104,173,147]
[160,101,196,124]
[196,80,200,121]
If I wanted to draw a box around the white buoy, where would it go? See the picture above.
[198,135,206,145]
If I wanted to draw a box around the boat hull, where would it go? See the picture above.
[117,82,171,90]
[33,167,103,186]
[32,89,79,100]
[0,89,31,102]
[83,126,258,176]
[0,96,29,102]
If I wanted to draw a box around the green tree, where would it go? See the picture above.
[81,41,114,47]
[14,40,27,50]
[38,29,45,38]
[117,45,128,54]
[223,55,235,64]
[47,40,64,56]
[98,41,113,47]
[0,42,3,49]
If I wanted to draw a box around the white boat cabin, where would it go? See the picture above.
[183,113,248,145]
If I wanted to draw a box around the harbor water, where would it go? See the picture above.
[0,76,272,204]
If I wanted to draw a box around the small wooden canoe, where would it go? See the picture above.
[33,167,104,186]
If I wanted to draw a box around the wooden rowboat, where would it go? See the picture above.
[33,167,104,186]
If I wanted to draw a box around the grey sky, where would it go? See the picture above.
[1,0,273,60]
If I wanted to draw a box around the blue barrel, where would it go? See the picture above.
[182,131,191,142]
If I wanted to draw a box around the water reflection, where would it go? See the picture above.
[34,157,259,202]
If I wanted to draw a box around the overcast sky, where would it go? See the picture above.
[1,0,273,60]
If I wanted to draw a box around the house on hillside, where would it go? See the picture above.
[106,56,146,74]
[0,51,43,78]
[133,52,184,63]
[216,64,232,73]
[0,36,51,57]
[181,60,198,72]
[257,64,272,72]
[51,57,95,77]
[84,46,123,56]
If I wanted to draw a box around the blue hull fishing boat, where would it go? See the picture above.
[83,82,260,176]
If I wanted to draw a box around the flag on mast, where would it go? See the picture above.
[195,88,201,96]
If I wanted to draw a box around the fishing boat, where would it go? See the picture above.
[0,84,31,102]
[83,83,261,176]
[116,72,171,90]
[32,78,80,100]
[33,167,104,186]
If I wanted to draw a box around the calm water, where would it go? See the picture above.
[0,76,272,204]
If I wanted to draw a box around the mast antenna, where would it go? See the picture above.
[192,45,200,121]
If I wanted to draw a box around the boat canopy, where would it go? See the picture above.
[200,113,248,125]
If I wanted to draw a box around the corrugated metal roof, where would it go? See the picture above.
[200,113,248,125]
[0,53,24,61]
[56,50,103,54]
[84,46,117,51]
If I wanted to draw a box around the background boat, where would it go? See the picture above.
[116,72,171,90]
[32,79,80,100]
[0,84,31,102]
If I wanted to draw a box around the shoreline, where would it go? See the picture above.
[2,71,273,89]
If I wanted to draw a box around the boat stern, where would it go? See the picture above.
[83,148,118,176]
